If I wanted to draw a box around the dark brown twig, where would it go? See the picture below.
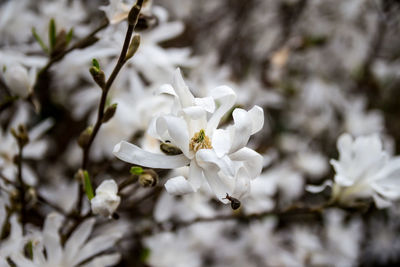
[77,0,144,213]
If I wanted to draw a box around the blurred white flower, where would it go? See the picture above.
[3,64,36,98]
[331,133,400,208]
[308,133,400,208]
[0,199,25,264]
[91,179,121,217]
[11,213,121,267]
[114,69,264,203]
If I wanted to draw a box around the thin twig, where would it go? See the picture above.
[77,0,144,213]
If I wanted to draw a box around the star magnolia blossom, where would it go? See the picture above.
[113,69,264,203]
[308,133,400,208]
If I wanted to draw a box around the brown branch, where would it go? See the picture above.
[77,0,144,213]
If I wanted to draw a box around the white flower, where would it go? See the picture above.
[3,64,35,98]
[308,133,400,208]
[91,179,121,217]
[11,213,122,267]
[114,68,264,203]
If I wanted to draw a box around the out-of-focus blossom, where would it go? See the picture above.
[114,69,264,203]
[91,179,121,217]
[308,133,400,208]
[11,213,121,267]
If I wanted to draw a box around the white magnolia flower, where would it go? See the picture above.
[114,69,264,203]
[308,133,400,208]
[91,179,121,217]
[11,213,122,267]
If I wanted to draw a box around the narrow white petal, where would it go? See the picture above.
[64,218,96,263]
[228,108,252,153]
[173,68,195,108]
[113,141,190,169]
[188,161,204,190]
[75,234,121,265]
[81,253,121,267]
[43,213,64,263]
[248,105,264,135]
[306,180,333,193]
[159,115,190,156]
[206,85,237,134]
[165,176,196,195]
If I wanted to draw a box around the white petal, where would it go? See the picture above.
[76,234,122,265]
[196,149,235,177]
[212,129,231,158]
[232,166,251,199]
[306,180,333,193]
[228,108,253,153]
[64,218,96,263]
[164,176,195,195]
[158,115,190,156]
[81,253,121,267]
[372,193,392,209]
[206,85,237,134]
[173,68,194,108]
[194,96,215,113]
[182,106,207,120]
[248,105,264,135]
[188,161,204,190]
[229,147,263,180]
[157,84,177,97]
[29,118,54,140]
[196,150,236,202]
[96,180,118,195]
[43,213,63,263]
[113,141,190,169]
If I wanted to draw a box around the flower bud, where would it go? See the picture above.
[78,126,93,148]
[128,2,142,26]
[138,169,158,187]
[11,124,30,147]
[4,65,32,98]
[102,103,118,123]
[91,179,121,218]
[89,66,106,89]
[126,34,140,60]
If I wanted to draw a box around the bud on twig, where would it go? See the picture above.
[89,59,106,89]
[78,126,93,148]
[138,169,158,187]
[51,29,68,58]
[128,1,143,26]
[11,124,30,147]
[126,34,140,60]
[102,103,118,123]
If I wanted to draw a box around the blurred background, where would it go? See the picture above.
[1,0,400,266]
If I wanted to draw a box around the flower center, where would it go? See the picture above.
[189,129,212,152]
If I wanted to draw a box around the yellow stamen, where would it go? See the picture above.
[189,129,212,152]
